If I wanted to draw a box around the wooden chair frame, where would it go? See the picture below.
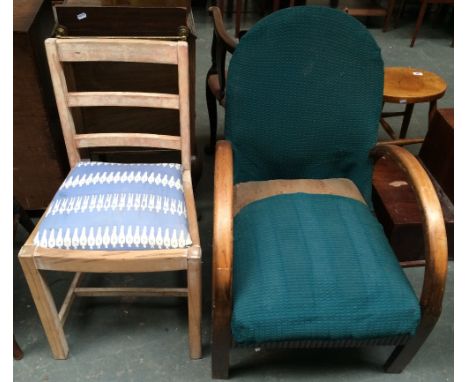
[212,140,448,378]
[205,6,238,154]
[396,0,454,47]
[18,38,202,360]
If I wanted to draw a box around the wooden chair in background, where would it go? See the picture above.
[212,6,448,378]
[397,0,454,46]
[344,0,397,31]
[411,0,454,46]
[18,37,202,360]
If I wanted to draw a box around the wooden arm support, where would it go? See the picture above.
[212,140,234,378]
[209,6,238,53]
[376,138,424,147]
[371,145,448,319]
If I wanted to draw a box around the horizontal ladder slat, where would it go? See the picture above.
[74,287,188,297]
[74,133,182,150]
[67,92,180,109]
[56,38,179,64]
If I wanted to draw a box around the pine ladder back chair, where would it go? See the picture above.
[18,37,202,360]
[212,6,448,378]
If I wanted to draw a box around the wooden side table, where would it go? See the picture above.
[380,67,447,140]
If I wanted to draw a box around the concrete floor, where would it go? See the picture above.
[14,3,454,381]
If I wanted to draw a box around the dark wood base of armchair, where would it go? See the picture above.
[212,332,421,379]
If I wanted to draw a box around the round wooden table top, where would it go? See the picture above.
[383,67,447,104]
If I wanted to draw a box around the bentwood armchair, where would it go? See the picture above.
[212,6,447,379]
[19,38,202,360]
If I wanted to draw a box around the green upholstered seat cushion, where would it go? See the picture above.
[225,7,384,205]
[232,193,420,344]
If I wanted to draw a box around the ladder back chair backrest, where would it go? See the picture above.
[45,38,191,171]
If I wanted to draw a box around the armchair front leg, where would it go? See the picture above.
[371,144,448,373]
[212,140,234,379]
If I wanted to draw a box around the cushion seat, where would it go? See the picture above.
[232,193,421,344]
[34,161,192,251]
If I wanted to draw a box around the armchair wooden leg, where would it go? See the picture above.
[187,258,202,359]
[18,253,69,359]
[385,316,438,373]
[205,75,218,156]
[212,318,231,379]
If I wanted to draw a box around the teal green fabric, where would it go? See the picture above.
[225,6,384,205]
[232,194,421,344]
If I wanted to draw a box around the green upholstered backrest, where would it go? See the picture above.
[225,6,384,204]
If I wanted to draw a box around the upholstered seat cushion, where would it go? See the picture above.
[34,161,192,251]
[232,193,421,344]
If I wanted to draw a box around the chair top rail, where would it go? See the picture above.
[55,38,180,64]
[74,133,182,150]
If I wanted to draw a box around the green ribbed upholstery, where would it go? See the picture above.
[225,6,384,205]
[232,194,421,344]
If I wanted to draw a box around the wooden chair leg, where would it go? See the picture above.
[205,75,218,156]
[212,322,231,379]
[394,0,406,28]
[14,335,23,360]
[18,253,69,359]
[411,0,429,47]
[383,0,396,32]
[187,258,202,359]
[235,0,243,38]
[385,316,438,373]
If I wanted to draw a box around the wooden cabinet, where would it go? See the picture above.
[14,0,69,210]
[53,0,202,182]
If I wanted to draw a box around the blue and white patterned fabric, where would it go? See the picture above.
[34,162,192,251]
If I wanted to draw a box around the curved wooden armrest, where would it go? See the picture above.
[212,140,234,319]
[209,6,238,53]
[371,145,448,319]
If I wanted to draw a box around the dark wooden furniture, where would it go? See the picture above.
[380,67,447,140]
[373,108,454,265]
[14,198,36,360]
[419,108,453,201]
[53,0,202,184]
[342,0,397,31]
[205,5,237,154]
[14,0,69,210]
[14,336,23,360]
[408,0,454,47]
